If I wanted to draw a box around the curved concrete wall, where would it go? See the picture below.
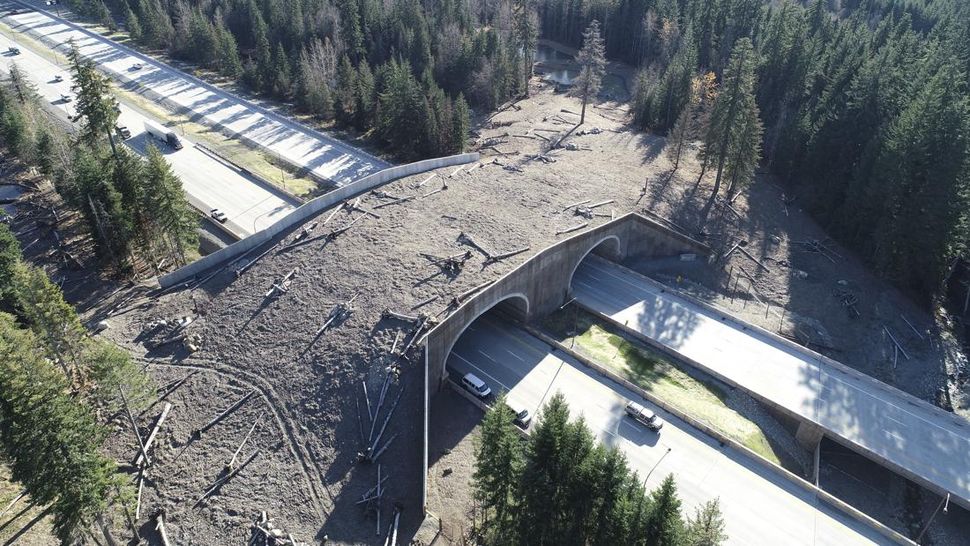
[422,213,710,388]
[159,152,480,288]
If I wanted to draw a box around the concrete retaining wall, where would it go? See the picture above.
[158,153,480,288]
[522,325,914,546]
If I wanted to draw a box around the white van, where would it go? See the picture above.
[461,373,491,399]
[508,402,532,428]
[625,401,664,431]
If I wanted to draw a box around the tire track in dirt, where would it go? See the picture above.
[140,357,334,521]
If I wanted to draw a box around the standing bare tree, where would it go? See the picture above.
[571,20,606,125]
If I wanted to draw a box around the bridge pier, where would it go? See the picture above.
[795,421,825,451]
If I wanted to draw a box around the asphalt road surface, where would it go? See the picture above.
[446,314,892,545]
[0,26,298,238]
[573,255,970,510]
[1,0,389,185]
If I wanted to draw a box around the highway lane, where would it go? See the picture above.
[446,314,892,545]
[0,28,298,238]
[572,255,970,510]
[1,0,390,185]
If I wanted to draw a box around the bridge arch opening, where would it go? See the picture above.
[567,235,622,294]
[441,293,530,393]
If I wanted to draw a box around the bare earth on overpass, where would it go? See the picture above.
[573,255,970,509]
[2,0,390,185]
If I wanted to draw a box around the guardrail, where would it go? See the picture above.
[158,152,480,288]
[522,323,914,546]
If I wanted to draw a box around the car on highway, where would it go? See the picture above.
[461,373,491,399]
[60,94,72,103]
[508,402,532,428]
[115,125,131,139]
[7,47,20,55]
[625,401,664,432]
[209,209,228,223]
[52,74,63,83]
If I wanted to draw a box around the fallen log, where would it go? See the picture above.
[135,402,173,467]
[556,222,588,235]
[197,390,257,437]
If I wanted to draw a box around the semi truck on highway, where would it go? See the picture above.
[143,120,183,150]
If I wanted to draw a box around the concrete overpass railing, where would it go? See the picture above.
[158,152,480,288]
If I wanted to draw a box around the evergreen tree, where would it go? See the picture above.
[215,20,242,77]
[124,3,142,43]
[376,60,425,157]
[354,59,375,130]
[571,20,606,125]
[685,498,728,545]
[67,44,121,156]
[144,144,198,265]
[451,93,470,153]
[645,474,685,545]
[0,313,121,543]
[271,42,293,98]
[638,29,697,133]
[864,64,970,296]
[517,392,571,544]
[335,55,357,123]
[0,223,20,312]
[473,396,523,534]
[698,38,760,210]
[512,0,538,96]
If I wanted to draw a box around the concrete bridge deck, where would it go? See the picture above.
[573,256,970,509]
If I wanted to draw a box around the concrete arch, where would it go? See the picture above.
[567,235,622,294]
[440,293,530,370]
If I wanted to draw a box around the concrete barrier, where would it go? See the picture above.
[158,153,480,288]
[522,324,914,546]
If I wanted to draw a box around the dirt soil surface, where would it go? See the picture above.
[7,76,970,544]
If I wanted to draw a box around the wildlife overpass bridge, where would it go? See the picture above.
[423,213,970,513]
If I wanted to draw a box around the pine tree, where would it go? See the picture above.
[271,42,293,98]
[0,313,122,543]
[512,0,538,96]
[8,63,37,105]
[865,64,970,297]
[354,59,375,129]
[645,474,685,545]
[451,93,470,153]
[125,3,142,42]
[517,392,571,544]
[144,144,198,265]
[335,55,357,123]
[639,29,697,132]
[67,43,120,156]
[473,396,523,534]
[571,20,606,125]
[215,21,242,77]
[0,223,20,312]
[685,498,728,545]
[698,37,760,210]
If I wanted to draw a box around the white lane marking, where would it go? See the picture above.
[450,352,511,392]
[477,349,497,363]
[506,348,524,361]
